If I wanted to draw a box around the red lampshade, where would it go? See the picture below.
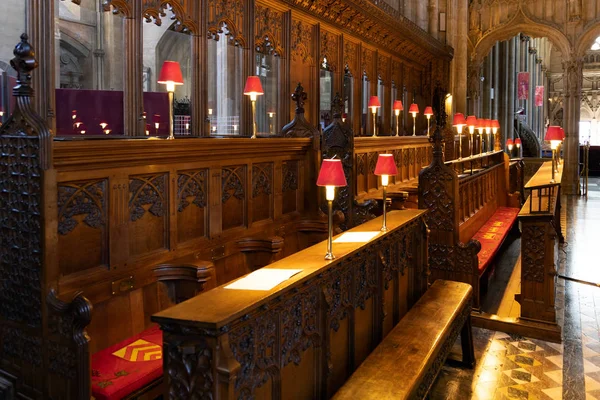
[393,100,403,111]
[368,96,381,108]
[452,113,466,127]
[485,119,492,129]
[374,154,398,176]
[491,119,500,129]
[506,138,514,147]
[153,114,161,123]
[477,118,486,130]
[243,76,264,96]
[317,159,347,187]
[409,103,419,114]
[545,126,563,141]
[514,138,522,146]
[466,115,477,128]
[559,127,565,140]
[424,106,433,116]
[157,61,184,85]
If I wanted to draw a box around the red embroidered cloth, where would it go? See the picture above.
[91,325,163,400]
[472,207,520,275]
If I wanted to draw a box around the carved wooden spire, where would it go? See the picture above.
[431,125,444,163]
[291,82,307,114]
[281,82,318,138]
[0,33,52,169]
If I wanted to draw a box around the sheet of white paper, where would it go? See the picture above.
[333,231,380,243]
[224,269,303,291]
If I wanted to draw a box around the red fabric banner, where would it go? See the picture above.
[535,86,544,106]
[518,72,529,100]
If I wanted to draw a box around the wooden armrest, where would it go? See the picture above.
[237,235,285,271]
[153,258,216,304]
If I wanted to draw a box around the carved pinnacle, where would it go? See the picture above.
[291,82,307,114]
[10,33,37,97]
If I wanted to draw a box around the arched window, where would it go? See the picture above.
[142,5,192,137]
[54,0,125,135]
[320,57,334,129]
[207,24,243,135]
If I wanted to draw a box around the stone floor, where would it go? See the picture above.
[428,178,600,400]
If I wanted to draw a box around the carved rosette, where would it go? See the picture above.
[129,174,167,221]
[282,161,299,193]
[177,169,207,212]
[58,180,107,235]
[252,163,273,198]
[222,166,246,203]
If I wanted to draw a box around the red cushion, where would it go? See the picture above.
[91,325,163,400]
[472,207,519,275]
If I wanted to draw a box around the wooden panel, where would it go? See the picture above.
[128,173,169,256]
[281,160,299,215]
[222,165,247,231]
[252,162,274,223]
[57,179,109,276]
[176,169,208,243]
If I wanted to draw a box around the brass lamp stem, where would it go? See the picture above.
[167,91,174,140]
[381,186,388,232]
[251,99,257,139]
[325,200,335,260]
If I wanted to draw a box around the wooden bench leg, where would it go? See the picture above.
[461,314,476,369]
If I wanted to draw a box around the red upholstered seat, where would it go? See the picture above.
[91,325,163,400]
[472,207,520,275]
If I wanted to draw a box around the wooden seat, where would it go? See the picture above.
[333,280,474,400]
[472,206,520,275]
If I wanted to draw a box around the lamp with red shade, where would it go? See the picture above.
[368,96,381,136]
[476,118,485,156]
[317,159,347,260]
[466,116,477,157]
[157,61,184,140]
[409,103,419,136]
[424,106,433,136]
[153,114,161,135]
[453,113,467,159]
[374,154,399,231]
[244,76,264,139]
[545,126,563,180]
[506,138,514,158]
[393,100,403,136]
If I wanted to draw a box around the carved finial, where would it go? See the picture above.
[10,33,37,97]
[291,83,307,114]
[331,93,343,119]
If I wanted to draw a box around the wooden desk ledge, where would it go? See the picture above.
[333,280,475,400]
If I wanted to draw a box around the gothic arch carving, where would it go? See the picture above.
[576,24,600,57]
[142,1,198,34]
[470,10,571,66]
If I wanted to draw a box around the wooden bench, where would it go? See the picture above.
[418,128,523,308]
[333,280,474,400]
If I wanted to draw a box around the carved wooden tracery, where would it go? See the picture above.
[291,19,314,64]
[255,4,284,56]
[207,0,245,45]
[177,169,207,212]
[142,0,197,33]
[321,30,339,72]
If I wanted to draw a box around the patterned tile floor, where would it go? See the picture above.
[429,178,600,400]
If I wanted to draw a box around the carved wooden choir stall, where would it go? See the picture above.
[0,30,449,399]
[418,128,523,309]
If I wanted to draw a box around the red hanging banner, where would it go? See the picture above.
[518,72,529,100]
[535,86,544,107]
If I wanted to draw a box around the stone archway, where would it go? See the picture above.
[467,7,581,194]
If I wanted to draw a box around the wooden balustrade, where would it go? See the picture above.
[152,210,429,399]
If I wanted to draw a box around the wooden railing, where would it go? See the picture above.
[152,210,429,399]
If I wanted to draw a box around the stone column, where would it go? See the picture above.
[498,40,508,141]
[417,0,428,32]
[428,0,438,39]
[453,0,468,114]
[482,54,491,118]
[467,63,482,117]
[493,43,500,120]
[562,57,583,195]
[507,37,516,140]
